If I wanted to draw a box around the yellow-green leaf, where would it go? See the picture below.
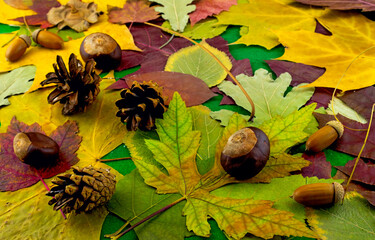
[164,40,232,87]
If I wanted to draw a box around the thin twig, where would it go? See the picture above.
[99,157,132,162]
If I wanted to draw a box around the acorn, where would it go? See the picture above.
[32,29,64,49]
[5,35,31,62]
[220,127,270,180]
[80,32,121,72]
[305,120,344,152]
[292,182,345,207]
[13,132,60,169]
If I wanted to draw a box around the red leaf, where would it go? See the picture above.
[295,0,375,11]
[11,0,61,28]
[339,86,375,120]
[189,0,237,26]
[125,71,216,106]
[301,152,332,179]
[314,113,375,160]
[108,0,160,24]
[336,158,375,186]
[0,117,81,191]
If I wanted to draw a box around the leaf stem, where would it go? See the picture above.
[99,157,132,162]
[113,196,186,239]
[144,22,256,121]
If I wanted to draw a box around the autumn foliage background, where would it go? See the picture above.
[0,0,375,240]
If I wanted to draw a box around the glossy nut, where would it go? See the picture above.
[80,32,121,71]
[292,182,344,207]
[305,120,344,152]
[32,29,64,49]
[13,132,60,169]
[5,35,31,62]
[220,127,270,180]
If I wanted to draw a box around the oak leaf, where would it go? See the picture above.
[277,11,375,91]
[189,0,237,26]
[108,0,159,24]
[215,0,324,49]
[0,117,81,191]
[123,93,316,239]
[150,0,196,32]
[296,0,375,11]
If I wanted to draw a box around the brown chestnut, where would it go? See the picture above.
[13,132,60,169]
[220,127,270,180]
[5,35,31,62]
[32,29,64,49]
[80,32,121,71]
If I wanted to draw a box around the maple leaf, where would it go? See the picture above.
[189,0,237,26]
[314,113,375,160]
[296,0,375,11]
[0,117,81,191]
[122,71,216,107]
[0,180,108,239]
[0,65,35,107]
[108,0,160,24]
[150,0,196,32]
[123,93,316,239]
[215,0,324,49]
[0,18,139,92]
[11,0,61,28]
[306,193,375,240]
[301,152,332,179]
[0,1,37,25]
[215,69,315,126]
[164,39,232,87]
[277,11,375,91]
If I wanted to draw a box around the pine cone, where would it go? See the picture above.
[116,81,167,131]
[41,53,101,115]
[47,166,116,214]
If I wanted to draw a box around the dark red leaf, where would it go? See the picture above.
[301,152,332,179]
[125,71,216,106]
[11,0,61,28]
[315,20,332,36]
[339,86,375,120]
[314,113,375,160]
[189,0,237,26]
[0,117,81,191]
[308,87,334,109]
[295,0,375,11]
[336,158,375,186]
[108,0,159,24]
[117,51,144,71]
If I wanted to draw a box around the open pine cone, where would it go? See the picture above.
[47,166,116,214]
[116,81,167,131]
[41,53,101,115]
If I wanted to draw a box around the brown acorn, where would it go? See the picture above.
[80,32,121,71]
[13,132,60,169]
[5,35,31,62]
[292,182,344,207]
[306,120,344,152]
[32,29,64,49]
[220,127,270,180]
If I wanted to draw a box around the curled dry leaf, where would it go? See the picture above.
[0,117,81,191]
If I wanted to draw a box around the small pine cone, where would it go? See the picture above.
[116,81,167,131]
[47,166,116,214]
[41,53,101,115]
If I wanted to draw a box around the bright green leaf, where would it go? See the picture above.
[165,40,232,87]
[218,69,314,126]
[150,0,196,32]
[210,109,249,126]
[0,65,35,107]
[48,27,85,42]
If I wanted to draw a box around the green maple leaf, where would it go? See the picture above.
[150,0,196,32]
[214,68,315,126]
[306,193,375,240]
[0,66,35,107]
[120,93,317,239]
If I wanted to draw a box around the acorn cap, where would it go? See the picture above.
[326,120,344,138]
[32,29,42,43]
[19,35,31,47]
[333,182,345,203]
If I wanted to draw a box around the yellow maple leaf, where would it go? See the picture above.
[0,14,140,92]
[277,11,375,91]
[0,79,126,178]
[216,0,325,49]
